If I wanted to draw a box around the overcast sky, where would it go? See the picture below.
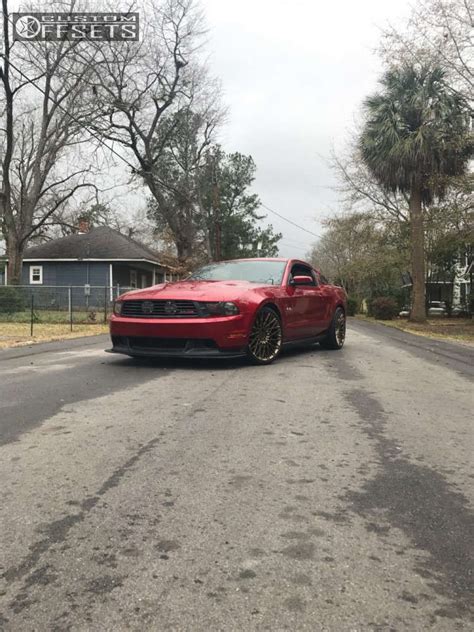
[202,0,413,257]
[3,0,414,258]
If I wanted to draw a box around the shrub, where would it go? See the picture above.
[370,289,405,308]
[370,296,398,320]
[0,286,27,313]
[347,296,358,316]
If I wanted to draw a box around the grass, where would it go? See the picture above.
[0,322,109,349]
[355,314,474,345]
[0,309,107,324]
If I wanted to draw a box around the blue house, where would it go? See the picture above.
[0,226,173,297]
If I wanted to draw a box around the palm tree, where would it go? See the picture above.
[359,65,472,322]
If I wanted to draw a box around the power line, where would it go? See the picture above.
[280,236,311,247]
[279,241,309,254]
[260,203,321,239]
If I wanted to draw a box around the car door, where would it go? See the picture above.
[310,271,334,334]
[283,263,320,339]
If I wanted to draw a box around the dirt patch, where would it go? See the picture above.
[0,323,108,349]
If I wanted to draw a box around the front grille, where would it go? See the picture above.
[121,299,199,318]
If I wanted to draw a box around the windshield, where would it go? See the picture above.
[189,260,287,285]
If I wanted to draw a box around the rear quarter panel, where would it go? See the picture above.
[319,284,347,327]
[332,285,347,311]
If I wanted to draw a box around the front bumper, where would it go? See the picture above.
[109,314,251,358]
[107,338,246,358]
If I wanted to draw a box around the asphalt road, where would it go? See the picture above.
[0,320,473,631]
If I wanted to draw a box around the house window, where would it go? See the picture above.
[130,269,137,288]
[30,265,43,284]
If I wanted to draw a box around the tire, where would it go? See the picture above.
[320,307,346,350]
[247,306,283,365]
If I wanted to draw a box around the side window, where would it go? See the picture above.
[289,264,317,286]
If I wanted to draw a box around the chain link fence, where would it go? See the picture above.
[0,285,132,336]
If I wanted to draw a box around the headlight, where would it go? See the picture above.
[203,301,239,316]
[113,301,123,315]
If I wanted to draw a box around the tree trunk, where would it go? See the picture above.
[409,186,426,323]
[176,238,193,264]
[6,236,23,285]
[203,226,213,261]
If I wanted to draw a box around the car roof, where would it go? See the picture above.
[215,257,319,265]
[217,257,290,263]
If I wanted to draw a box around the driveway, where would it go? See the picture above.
[0,321,472,630]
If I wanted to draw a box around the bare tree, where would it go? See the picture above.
[380,0,473,100]
[0,0,99,284]
[308,212,408,299]
[81,0,224,263]
[147,107,223,261]
[331,149,473,301]
[331,146,409,226]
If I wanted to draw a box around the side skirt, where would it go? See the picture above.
[281,332,327,350]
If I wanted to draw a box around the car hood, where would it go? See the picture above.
[119,280,274,302]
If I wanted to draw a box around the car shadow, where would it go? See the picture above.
[109,355,249,372]
[108,342,331,371]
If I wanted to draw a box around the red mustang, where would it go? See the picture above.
[109,258,347,364]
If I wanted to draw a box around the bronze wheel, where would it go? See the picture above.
[335,310,346,347]
[247,307,282,364]
[320,307,346,350]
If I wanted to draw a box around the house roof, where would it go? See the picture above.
[23,226,167,266]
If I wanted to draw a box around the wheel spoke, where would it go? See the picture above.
[249,310,282,361]
[335,314,346,346]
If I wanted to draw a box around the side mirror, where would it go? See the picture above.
[290,275,314,286]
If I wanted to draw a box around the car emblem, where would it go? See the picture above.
[142,301,154,314]
[164,300,178,315]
